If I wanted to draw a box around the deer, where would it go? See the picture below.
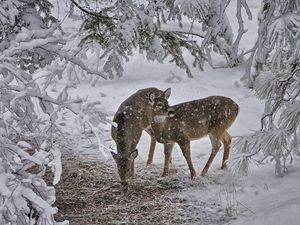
[111,87,173,187]
[148,96,239,179]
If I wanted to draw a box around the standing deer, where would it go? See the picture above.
[148,96,239,179]
[111,87,173,187]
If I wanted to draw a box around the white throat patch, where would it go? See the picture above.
[154,115,168,123]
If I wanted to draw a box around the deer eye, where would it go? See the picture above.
[118,165,125,171]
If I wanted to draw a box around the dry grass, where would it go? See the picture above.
[49,150,231,225]
[38,127,233,224]
[52,158,190,225]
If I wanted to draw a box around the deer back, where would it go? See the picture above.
[151,96,239,142]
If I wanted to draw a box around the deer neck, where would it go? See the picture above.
[151,115,168,139]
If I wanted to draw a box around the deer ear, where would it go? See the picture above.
[149,92,156,105]
[129,149,138,160]
[164,88,171,99]
[111,151,120,161]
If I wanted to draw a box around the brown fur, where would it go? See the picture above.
[111,87,171,186]
[149,96,239,179]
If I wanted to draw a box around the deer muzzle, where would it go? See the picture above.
[121,181,128,187]
[168,107,175,117]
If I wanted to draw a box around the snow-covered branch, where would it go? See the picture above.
[0,1,111,224]
[231,0,300,177]
[72,0,253,78]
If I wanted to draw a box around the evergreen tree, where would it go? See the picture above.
[229,0,300,177]
[70,0,252,78]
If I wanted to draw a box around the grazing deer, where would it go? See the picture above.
[149,96,239,179]
[111,87,173,187]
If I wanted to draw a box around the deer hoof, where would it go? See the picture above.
[162,172,169,177]
[221,165,227,170]
[201,171,207,177]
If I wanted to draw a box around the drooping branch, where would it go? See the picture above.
[69,0,116,21]
[230,1,300,177]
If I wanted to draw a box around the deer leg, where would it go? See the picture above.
[201,134,222,176]
[146,133,157,165]
[178,139,196,179]
[221,131,232,169]
[162,143,174,177]
[146,130,172,165]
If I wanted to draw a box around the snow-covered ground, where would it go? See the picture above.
[52,0,300,224]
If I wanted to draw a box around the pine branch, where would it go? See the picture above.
[69,0,116,21]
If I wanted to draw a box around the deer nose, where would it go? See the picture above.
[168,108,175,116]
[121,181,128,187]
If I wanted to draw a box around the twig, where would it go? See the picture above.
[69,0,116,21]
[237,200,254,214]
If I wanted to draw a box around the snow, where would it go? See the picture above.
[43,0,300,224]
[227,161,300,225]
[48,147,63,185]
[0,173,15,197]
[17,140,32,149]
